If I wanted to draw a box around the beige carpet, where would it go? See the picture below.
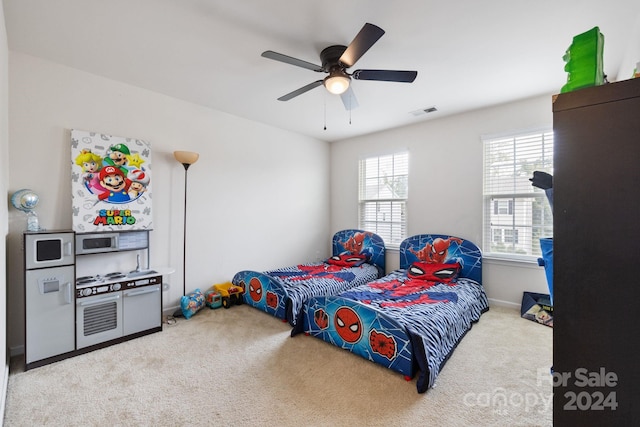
[4,304,552,426]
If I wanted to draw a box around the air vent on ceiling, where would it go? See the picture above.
[410,106,438,116]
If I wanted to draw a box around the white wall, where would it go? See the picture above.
[619,14,640,79]
[1,0,10,416]
[330,95,555,307]
[6,52,330,352]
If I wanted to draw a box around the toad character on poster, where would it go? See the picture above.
[71,129,153,232]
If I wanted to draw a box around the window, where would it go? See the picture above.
[494,200,513,215]
[504,229,519,244]
[359,152,408,248]
[483,130,553,260]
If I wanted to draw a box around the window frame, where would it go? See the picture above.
[482,129,554,262]
[358,151,409,249]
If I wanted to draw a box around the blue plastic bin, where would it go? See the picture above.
[537,238,553,304]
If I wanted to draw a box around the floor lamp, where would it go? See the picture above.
[172,150,200,317]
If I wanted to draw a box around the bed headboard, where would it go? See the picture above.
[332,229,385,273]
[399,234,482,284]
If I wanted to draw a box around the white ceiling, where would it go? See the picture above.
[4,0,640,142]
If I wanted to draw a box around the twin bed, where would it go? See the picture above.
[232,230,489,393]
[231,229,386,326]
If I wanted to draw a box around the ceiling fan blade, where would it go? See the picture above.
[277,80,324,101]
[262,50,324,72]
[340,87,359,110]
[339,23,385,68]
[352,69,418,83]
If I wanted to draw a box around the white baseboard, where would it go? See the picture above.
[487,298,520,310]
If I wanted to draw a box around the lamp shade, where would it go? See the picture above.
[323,70,350,95]
[173,151,199,165]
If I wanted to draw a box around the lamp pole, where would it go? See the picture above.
[172,151,199,317]
[180,162,190,301]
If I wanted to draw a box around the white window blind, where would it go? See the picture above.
[358,152,408,248]
[483,131,553,260]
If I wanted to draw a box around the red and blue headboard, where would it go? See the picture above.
[332,229,385,274]
[399,234,482,284]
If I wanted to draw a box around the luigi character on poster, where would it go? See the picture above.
[71,129,153,233]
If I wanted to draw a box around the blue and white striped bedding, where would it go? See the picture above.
[299,269,488,392]
[267,262,380,326]
[232,229,386,325]
[342,270,489,390]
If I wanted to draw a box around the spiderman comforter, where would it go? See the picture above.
[265,262,381,326]
[232,229,386,326]
[296,269,489,393]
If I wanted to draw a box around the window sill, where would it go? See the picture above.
[482,255,541,269]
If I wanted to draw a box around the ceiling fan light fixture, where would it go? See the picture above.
[264,23,417,105]
[323,69,350,95]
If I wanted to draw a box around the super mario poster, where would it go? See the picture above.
[70,129,152,232]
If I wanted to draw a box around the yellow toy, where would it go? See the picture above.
[213,282,245,309]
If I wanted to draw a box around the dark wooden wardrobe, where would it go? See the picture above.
[553,77,640,425]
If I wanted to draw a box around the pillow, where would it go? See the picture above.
[407,262,461,282]
[326,254,368,267]
[181,288,205,319]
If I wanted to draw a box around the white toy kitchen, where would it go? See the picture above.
[24,229,163,370]
[23,129,166,369]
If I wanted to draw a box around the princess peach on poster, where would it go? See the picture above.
[74,149,107,196]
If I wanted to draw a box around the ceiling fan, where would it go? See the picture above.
[261,23,418,110]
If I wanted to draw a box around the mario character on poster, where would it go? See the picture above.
[70,129,153,232]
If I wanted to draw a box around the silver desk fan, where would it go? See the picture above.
[11,189,40,231]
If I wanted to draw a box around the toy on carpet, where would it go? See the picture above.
[180,288,205,319]
[213,282,245,309]
[205,290,223,309]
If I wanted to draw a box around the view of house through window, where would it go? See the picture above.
[358,152,408,248]
[483,130,553,260]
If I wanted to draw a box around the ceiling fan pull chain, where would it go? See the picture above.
[323,96,327,130]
